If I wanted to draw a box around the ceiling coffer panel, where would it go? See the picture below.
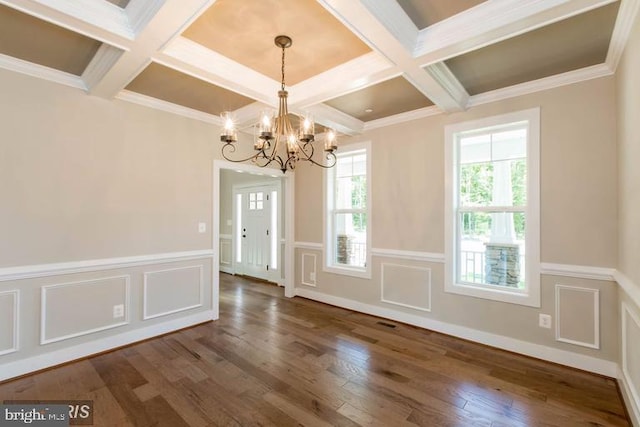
[325,76,434,121]
[0,4,101,76]
[445,2,620,96]
[126,63,255,116]
[182,0,371,85]
[397,0,487,29]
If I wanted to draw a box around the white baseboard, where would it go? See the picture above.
[0,310,215,383]
[295,288,618,377]
[619,366,640,427]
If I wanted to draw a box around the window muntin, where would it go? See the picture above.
[445,108,540,307]
[325,144,371,278]
[456,125,527,289]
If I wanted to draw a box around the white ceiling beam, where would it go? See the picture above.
[0,0,133,49]
[317,0,467,112]
[358,0,418,52]
[157,37,278,106]
[415,0,618,66]
[87,0,216,98]
[81,44,125,91]
[125,0,166,36]
[300,103,364,136]
[289,52,399,107]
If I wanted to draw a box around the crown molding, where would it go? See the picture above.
[363,105,441,131]
[415,0,616,65]
[82,44,125,92]
[0,53,85,90]
[117,90,222,125]
[605,0,640,72]
[467,63,613,108]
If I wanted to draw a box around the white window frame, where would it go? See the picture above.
[324,141,372,279]
[445,108,540,307]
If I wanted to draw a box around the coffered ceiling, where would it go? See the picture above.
[0,0,636,136]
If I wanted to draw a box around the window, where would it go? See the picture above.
[445,108,540,307]
[325,142,371,278]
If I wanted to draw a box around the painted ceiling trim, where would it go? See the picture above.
[116,89,222,125]
[0,52,85,89]
[158,36,279,106]
[0,0,637,137]
[606,0,640,70]
[414,0,617,65]
[467,63,614,108]
[2,0,134,49]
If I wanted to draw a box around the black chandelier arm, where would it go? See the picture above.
[294,141,337,169]
[221,142,263,164]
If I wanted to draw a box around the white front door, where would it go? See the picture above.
[234,184,279,282]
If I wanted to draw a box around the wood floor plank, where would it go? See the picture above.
[0,273,630,426]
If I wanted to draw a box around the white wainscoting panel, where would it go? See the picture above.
[220,236,232,274]
[622,303,640,422]
[555,285,599,349]
[381,263,431,312]
[301,253,317,287]
[143,265,203,320]
[0,290,19,356]
[41,276,130,345]
[220,238,232,266]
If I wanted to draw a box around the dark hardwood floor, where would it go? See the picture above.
[0,273,630,426]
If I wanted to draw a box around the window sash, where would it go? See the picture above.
[444,108,540,307]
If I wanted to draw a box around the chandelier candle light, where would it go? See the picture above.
[220,35,338,173]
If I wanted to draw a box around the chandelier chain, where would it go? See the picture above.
[281,45,286,91]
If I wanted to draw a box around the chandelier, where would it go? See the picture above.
[220,35,337,173]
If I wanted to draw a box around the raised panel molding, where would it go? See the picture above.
[41,275,130,345]
[301,253,317,287]
[143,265,203,320]
[0,290,19,356]
[381,263,431,312]
[555,285,600,349]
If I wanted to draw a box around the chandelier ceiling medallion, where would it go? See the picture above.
[220,35,338,173]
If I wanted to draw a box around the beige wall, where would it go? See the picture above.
[0,69,216,267]
[295,77,619,362]
[331,77,617,264]
[616,12,640,423]
[0,69,218,379]
[617,11,640,289]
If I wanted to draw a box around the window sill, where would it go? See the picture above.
[324,264,371,280]
[445,281,540,307]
